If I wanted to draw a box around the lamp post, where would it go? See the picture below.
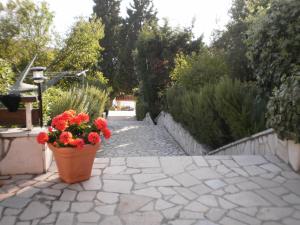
[31,67,46,127]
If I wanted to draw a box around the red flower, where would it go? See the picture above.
[77,112,89,123]
[48,127,53,132]
[59,132,73,145]
[55,119,68,131]
[102,128,111,139]
[70,138,85,149]
[94,117,107,130]
[36,132,49,144]
[69,116,81,125]
[61,110,76,121]
[88,132,101,144]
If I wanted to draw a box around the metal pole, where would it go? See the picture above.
[38,83,43,127]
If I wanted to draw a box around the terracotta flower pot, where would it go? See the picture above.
[48,143,100,184]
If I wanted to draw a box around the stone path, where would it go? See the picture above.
[1,155,300,225]
[96,111,186,157]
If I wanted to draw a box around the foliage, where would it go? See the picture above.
[135,96,148,121]
[48,86,108,123]
[246,0,300,96]
[166,85,231,149]
[214,77,266,140]
[0,58,15,94]
[0,0,54,72]
[171,50,228,91]
[267,76,300,142]
[36,110,111,148]
[135,22,203,118]
[93,0,121,81]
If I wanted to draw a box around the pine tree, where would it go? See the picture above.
[93,0,121,80]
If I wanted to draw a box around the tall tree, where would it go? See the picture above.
[114,0,157,94]
[93,0,121,81]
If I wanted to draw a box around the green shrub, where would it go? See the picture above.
[214,77,266,140]
[0,59,15,94]
[267,76,300,142]
[48,85,108,122]
[171,50,228,91]
[136,96,148,121]
[167,85,232,149]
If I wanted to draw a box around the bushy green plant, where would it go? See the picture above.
[0,58,15,94]
[48,85,108,123]
[267,76,300,142]
[136,96,148,121]
[171,50,228,91]
[214,77,266,140]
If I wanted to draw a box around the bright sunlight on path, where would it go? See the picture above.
[96,111,186,157]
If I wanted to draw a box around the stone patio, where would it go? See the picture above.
[1,155,300,225]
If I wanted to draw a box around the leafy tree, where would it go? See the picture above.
[114,0,157,94]
[0,0,54,72]
[93,0,121,81]
[0,58,15,94]
[135,22,203,118]
[246,0,300,96]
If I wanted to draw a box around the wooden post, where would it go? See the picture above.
[25,102,33,130]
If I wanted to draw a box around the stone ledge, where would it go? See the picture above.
[0,127,45,138]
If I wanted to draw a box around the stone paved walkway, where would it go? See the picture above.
[1,155,300,225]
[96,111,186,157]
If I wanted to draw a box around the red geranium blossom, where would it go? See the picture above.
[61,110,76,121]
[77,112,89,123]
[102,127,112,139]
[48,127,53,132]
[59,132,73,145]
[70,138,85,149]
[88,132,101,144]
[36,132,49,144]
[94,117,107,130]
[55,119,68,131]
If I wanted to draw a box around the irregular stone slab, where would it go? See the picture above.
[197,195,218,207]
[179,211,204,219]
[127,157,160,168]
[173,187,198,200]
[160,157,193,175]
[118,194,152,214]
[59,189,77,201]
[56,212,74,225]
[70,202,93,213]
[155,199,174,210]
[19,202,49,220]
[42,188,61,196]
[221,160,239,168]
[284,180,300,196]
[77,212,101,223]
[97,192,119,204]
[256,189,287,206]
[147,178,180,187]
[206,208,226,221]
[260,163,282,173]
[185,201,209,212]
[162,205,183,219]
[224,192,270,207]
[173,172,201,187]
[219,216,247,225]
[133,173,166,184]
[77,191,96,201]
[193,156,209,167]
[4,208,21,216]
[0,216,16,225]
[170,219,196,225]
[51,183,69,190]
[250,177,279,188]
[169,195,189,205]
[140,201,154,211]
[236,181,260,190]
[257,207,293,220]
[194,220,220,225]
[16,187,40,198]
[244,166,267,176]
[121,211,163,225]
[282,193,300,204]
[99,216,122,225]
[218,197,236,209]
[103,166,126,174]
[81,176,102,190]
[233,155,267,166]
[189,168,221,180]
[236,207,258,216]
[134,187,162,198]
[190,184,212,195]
[0,197,30,209]
[95,204,116,215]
[40,213,56,224]
[205,179,226,190]
[103,180,133,193]
[52,201,70,212]
[228,210,261,225]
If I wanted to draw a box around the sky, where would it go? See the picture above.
[3,0,233,44]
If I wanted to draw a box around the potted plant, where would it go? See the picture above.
[36,109,111,183]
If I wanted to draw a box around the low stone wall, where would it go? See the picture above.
[143,113,154,125]
[156,112,209,155]
[0,128,52,175]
